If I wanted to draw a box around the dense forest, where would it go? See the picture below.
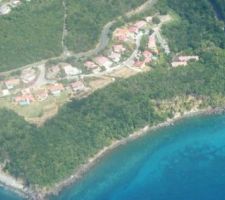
[0,0,225,188]
[0,0,64,71]
[64,0,146,52]
[0,0,146,71]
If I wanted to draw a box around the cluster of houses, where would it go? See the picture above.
[0,0,23,15]
[11,80,85,106]
[171,55,199,68]
[46,63,82,80]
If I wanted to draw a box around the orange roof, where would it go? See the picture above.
[48,83,64,92]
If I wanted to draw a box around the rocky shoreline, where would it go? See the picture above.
[1,107,224,200]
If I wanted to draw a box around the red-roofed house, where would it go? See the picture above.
[134,61,144,68]
[48,83,64,96]
[5,79,20,89]
[114,28,130,41]
[94,56,113,69]
[143,50,153,63]
[148,34,158,54]
[113,45,126,53]
[14,95,35,106]
[34,88,49,101]
[133,20,147,29]
[71,81,85,92]
[108,52,121,63]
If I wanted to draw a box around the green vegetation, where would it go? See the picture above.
[0,0,64,71]
[65,0,146,52]
[0,0,225,188]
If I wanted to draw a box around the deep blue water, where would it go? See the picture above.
[51,113,225,200]
[1,114,225,200]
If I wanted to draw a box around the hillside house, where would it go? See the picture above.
[14,95,35,106]
[114,28,130,42]
[21,68,36,84]
[84,61,100,73]
[21,88,31,95]
[133,20,147,29]
[47,65,61,79]
[143,50,153,63]
[4,79,20,89]
[134,60,145,68]
[148,34,158,54]
[34,88,48,101]
[48,83,64,96]
[1,89,10,97]
[171,61,188,68]
[108,52,121,63]
[113,45,126,53]
[0,5,11,15]
[94,56,113,69]
[70,81,85,92]
[10,0,21,7]
[63,64,81,76]
[178,56,199,62]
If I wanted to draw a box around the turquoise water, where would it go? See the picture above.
[1,114,225,200]
[0,186,23,200]
[51,113,225,200]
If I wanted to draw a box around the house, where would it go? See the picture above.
[178,56,199,62]
[21,88,31,95]
[84,61,99,70]
[113,45,126,53]
[108,52,121,63]
[10,0,21,7]
[70,81,85,92]
[34,88,48,101]
[21,68,36,84]
[63,64,81,76]
[47,65,61,79]
[114,28,130,42]
[134,60,145,68]
[14,95,35,106]
[48,83,64,96]
[4,79,20,89]
[145,16,152,23]
[94,56,113,69]
[148,34,158,54]
[1,89,10,97]
[0,5,11,15]
[133,20,147,29]
[171,61,188,68]
[143,50,153,63]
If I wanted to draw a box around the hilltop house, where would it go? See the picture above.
[48,83,64,96]
[10,0,21,7]
[1,89,10,97]
[4,79,20,89]
[171,61,188,68]
[14,95,35,106]
[94,56,113,69]
[70,81,85,92]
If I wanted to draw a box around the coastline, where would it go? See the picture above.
[0,107,224,200]
[43,106,225,199]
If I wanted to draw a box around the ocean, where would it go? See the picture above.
[2,113,225,200]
